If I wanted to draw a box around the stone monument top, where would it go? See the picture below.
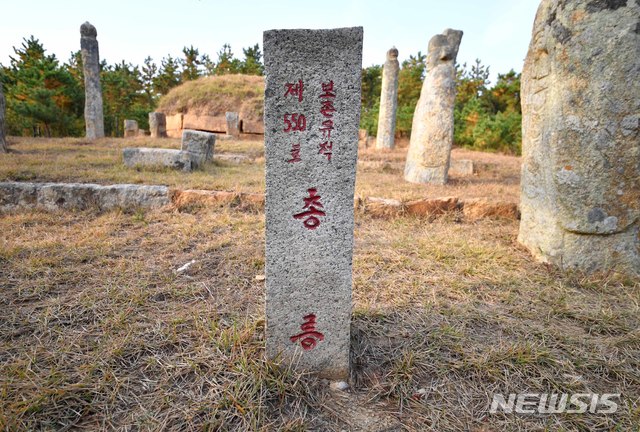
[80,22,97,38]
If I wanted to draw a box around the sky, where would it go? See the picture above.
[0,0,540,84]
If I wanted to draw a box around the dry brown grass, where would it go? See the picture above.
[156,75,264,120]
[0,137,520,204]
[0,137,638,430]
[0,137,265,193]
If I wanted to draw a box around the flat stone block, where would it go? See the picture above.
[123,148,192,171]
[462,199,519,221]
[449,159,474,176]
[405,197,459,218]
[364,197,404,218]
[181,130,216,168]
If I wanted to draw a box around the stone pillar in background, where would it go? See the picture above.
[518,0,639,274]
[149,112,167,138]
[226,112,240,137]
[264,27,363,380]
[0,83,6,153]
[375,47,399,150]
[123,120,139,138]
[80,22,105,140]
[404,29,463,185]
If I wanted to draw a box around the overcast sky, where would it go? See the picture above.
[0,0,540,83]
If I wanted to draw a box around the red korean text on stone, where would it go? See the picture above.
[290,313,324,351]
[318,80,335,161]
[293,188,325,230]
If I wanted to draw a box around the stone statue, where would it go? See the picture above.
[404,29,463,184]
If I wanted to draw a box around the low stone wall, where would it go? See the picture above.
[0,181,518,222]
[0,182,169,211]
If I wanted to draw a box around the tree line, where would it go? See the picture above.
[361,56,522,154]
[0,37,263,137]
[0,36,522,154]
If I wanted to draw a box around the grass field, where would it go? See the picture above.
[1,137,638,431]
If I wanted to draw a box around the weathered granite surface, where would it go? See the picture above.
[181,129,215,168]
[124,119,139,138]
[0,83,6,153]
[123,148,192,171]
[226,112,240,137]
[166,114,183,138]
[404,29,463,185]
[375,47,399,150]
[264,27,363,380]
[149,112,167,138]
[0,182,169,211]
[80,22,105,140]
[518,0,640,274]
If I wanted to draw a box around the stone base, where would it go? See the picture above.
[404,162,448,185]
[123,148,192,171]
[519,221,639,275]
[449,159,474,176]
[0,182,169,211]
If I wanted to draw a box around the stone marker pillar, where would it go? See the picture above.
[0,83,6,153]
[375,47,400,150]
[518,0,640,274]
[404,29,463,185]
[149,112,167,138]
[264,27,363,380]
[80,22,105,140]
[124,120,139,138]
[226,112,240,137]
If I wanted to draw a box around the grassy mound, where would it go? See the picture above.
[157,74,264,120]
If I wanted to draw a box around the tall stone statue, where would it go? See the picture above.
[519,0,639,274]
[0,83,6,153]
[404,29,463,184]
[375,47,400,150]
[80,22,105,139]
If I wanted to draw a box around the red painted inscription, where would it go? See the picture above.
[293,188,325,230]
[290,313,324,350]
[318,80,336,161]
[284,79,304,102]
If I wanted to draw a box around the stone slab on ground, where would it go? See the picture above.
[264,26,363,380]
[449,159,474,176]
[361,197,404,218]
[0,182,169,211]
[462,199,519,221]
[181,130,215,168]
[405,197,459,218]
[123,148,192,171]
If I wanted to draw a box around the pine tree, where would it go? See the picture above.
[240,44,263,75]
[153,55,182,96]
[3,36,83,136]
[214,44,240,75]
[181,46,201,81]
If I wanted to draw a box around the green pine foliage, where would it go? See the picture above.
[1,36,522,152]
[361,55,523,155]
[1,37,83,137]
[1,39,266,137]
